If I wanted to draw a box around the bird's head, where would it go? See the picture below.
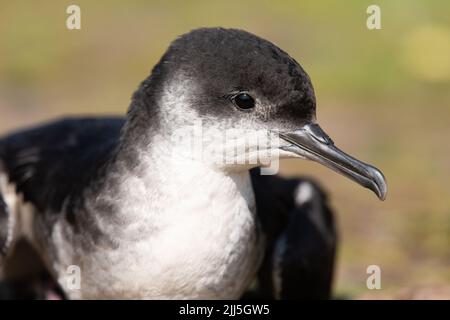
[132,28,387,200]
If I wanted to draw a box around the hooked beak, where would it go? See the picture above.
[279,123,387,200]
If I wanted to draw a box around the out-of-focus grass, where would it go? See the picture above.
[0,0,449,298]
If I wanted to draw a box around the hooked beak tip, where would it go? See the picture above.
[370,167,387,201]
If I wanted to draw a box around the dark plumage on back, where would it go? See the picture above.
[249,169,337,299]
[0,118,124,219]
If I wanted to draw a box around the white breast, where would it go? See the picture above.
[53,160,264,299]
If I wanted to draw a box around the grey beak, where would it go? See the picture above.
[279,123,387,200]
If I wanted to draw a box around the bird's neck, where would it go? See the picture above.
[93,94,258,228]
[101,129,257,222]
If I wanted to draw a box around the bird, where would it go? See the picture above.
[0,28,386,299]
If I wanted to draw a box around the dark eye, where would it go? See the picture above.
[233,93,255,110]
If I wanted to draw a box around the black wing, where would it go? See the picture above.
[0,117,125,216]
[248,168,337,299]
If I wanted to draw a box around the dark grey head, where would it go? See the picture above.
[129,28,387,200]
[135,28,315,130]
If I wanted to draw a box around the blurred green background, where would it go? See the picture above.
[0,0,449,298]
